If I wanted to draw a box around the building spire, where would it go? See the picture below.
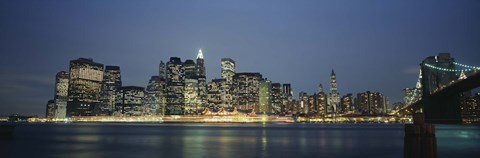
[197,49,204,59]
[416,69,422,89]
[459,71,467,80]
[331,69,335,76]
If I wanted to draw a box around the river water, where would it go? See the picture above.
[1,123,479,158]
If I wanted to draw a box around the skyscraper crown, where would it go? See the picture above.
[197,49,204,59]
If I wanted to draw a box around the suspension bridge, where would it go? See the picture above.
[396,53,480,123]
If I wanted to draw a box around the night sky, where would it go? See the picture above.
[1,0,479,116]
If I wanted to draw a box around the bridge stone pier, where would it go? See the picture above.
[404,113,437,158]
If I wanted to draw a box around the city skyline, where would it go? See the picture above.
[1,0,480,116]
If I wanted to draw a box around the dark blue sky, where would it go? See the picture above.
[1,0,479,116]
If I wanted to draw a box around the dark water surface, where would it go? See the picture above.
[1,123,479,158]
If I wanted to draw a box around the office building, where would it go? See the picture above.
[67,58,104,116]
[328,69,340,114]
[196,49,208,109]
[46,100,55,119]
[115,86,145,116]
[259,80,271,113]
[54,71,69,119]
[99,65,122,115]
[166,57,185,115]
[185,78,200,114]
[233,73,263,111]
[270,83,282,114]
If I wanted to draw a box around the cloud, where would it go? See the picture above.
[403,66,420,75]
[0,71,53,116]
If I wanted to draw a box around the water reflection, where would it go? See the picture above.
[1,123,478,158]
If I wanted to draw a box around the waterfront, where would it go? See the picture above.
[1,123,479,158]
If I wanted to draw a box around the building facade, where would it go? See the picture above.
[316,84,327,116]
[259,80,271,113]
[99,65,122,115]
[282,83,293,113]
[46,100,55,119]
[221,58,235,83]
[145,76,162,116]
[115,86,145,116]
[340,93,353,114]
[184,78,200,114]
[233,73,263,111]
[328,69,340,114]
[67,58,104,116]
[54,71,69,119]
[166,57,185,115]
[196,49,208,110]
[270,83,282,114]
[354,91,388,115]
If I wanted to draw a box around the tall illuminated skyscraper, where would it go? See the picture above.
[166,57,185,115]
[221,58,235,107]
[158,60,167,116]
[159,61,166,79]
[299,92,309,114]
[46,100,55,119]
[99,65,122,115]
[270,83,282,114]
[145,76,161,115]
[221,58,235,83]
[207,79,227,108]
[340,93,353,114]
[67,58,104,116]
[233,73,263,110]
[354,91,388,115]
[282,84,293,113]
[259,80,271,113]
[328,69,340,114]
[184,78,199,114]
[196,49,208,109]
[184,59,196,79]
[115,86,145,116]
[316,84,327,116]
[54,71,69,119]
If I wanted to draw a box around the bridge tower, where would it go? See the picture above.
[420,53,461,123]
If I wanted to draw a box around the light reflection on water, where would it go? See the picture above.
[0,123,478,158]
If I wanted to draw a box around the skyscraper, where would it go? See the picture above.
[46,100,55,119]
[184,78,199,114]
[316,84,327,116]
[354,91,388,115]
[196,49,208,110]
[208,79,228,108]
[299,92,309,114]
[184,59,196,79]
[115,86,145,116]
[270,83,282,114]
[340,93,353,114]
[221,58,235,108]
[145,76,161,115]
[99,65,122,115]
[259,80,271,113]
[166,57,185,115]
[54,71,69,119]
[221,58,235,83]
[158,60,167,116]
[328,69,340,114]
[159,61,166,79]
[233,73,263,111]
[282,83,293,113]
[67,58,104,116]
